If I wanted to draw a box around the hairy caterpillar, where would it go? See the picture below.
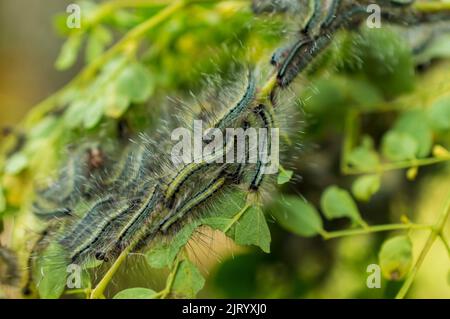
[257,0,450,87]
[22,66,288,297]
[249,104,276,192]
[21,1,450,298]
[163,70,257,209]
[0,246,19,286]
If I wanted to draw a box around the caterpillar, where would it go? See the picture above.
[163,70,257,209]
[249,103,276,192]
[257,0,450,88]
[22,0,449,298]
[0,245,19,286]
[22,66,283,297]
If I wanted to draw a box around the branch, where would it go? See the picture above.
[396,192,450,299]
[322,223,432,240]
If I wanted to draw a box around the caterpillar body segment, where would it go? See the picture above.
[67,200,131,263]
[249,104,276,191]
[0,246,19,286]
[164,70,258,209]
[101,144,150,192]
[58,196,115,251]
[210,69,257,133]
[271,0,448,88]
[304,0,323,36]
[108,185,162,254]
[322,0,341,28]
[32,204,72,221]
[277,37,314,87]
[161,175,227,232]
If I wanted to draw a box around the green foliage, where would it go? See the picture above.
[55,34,83,70]
[272,196,324,237]
[0,185,5,212]
[1,0,449,300]
[428,96,450,132]
[4,153,28,175]
[113,288,157,299]
[277,168,293,185]
[171,260,205,298]
[33,243,68,299]
[320,186,364,226]
[347,139,380,171]
[381,131,418,161]
[235,206,271,253]
[351,175,381,202]
[146,221,200,269]
[379,236,413,281]
[353,27,415,97]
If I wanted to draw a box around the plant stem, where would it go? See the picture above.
[396,192,450,299]
[438,234,450,258]
[413,1,450,12]
[322,223,431,240]
[342,156,450,176]
[64,288,91,295]
[223,203,251,233]
[90,244,134,299]
[340,110,359,174]
[258,74,277,100]
[158,256,183,299]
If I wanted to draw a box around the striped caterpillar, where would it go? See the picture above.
[255,0,450,87]
[22,1,450,298]
[0,245,19,287]
[24,68,288,296]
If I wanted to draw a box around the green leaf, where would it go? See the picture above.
[29,117,59,139]
[381,130,418,161]
[235,206,271,253]
[428,96,450,132]
[172,260,205,298]
[351,174,381,202]
[212,190,247,219]
[0,185,6,212]
[104,85,130,119]
[85,26,112,63]
[346,78,383,110]
[277,169,293,185]
[4,153,28,175]
[358,27,415,97]
[273,196,323,237]
[393,110,433,158]
[34,242,68,299]
[347,143,380,171]
[113,288,157,299]
[320,186,363,225]
[83,98,105,129]
[379,236,413,281]
[113,10,140,28]
[202,217,232,233]
[116,63,154,103]
[146,221,200,269]
[55,35,83,70]
[64,100,87,129]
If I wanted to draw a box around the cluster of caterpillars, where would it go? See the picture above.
[21,0,450,295]
[25,69,281,294]
[253,0,450,88]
